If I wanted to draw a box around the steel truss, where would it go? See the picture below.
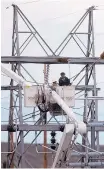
[1,4,104,168]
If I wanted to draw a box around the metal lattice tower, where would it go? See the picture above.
[1,4,104,168]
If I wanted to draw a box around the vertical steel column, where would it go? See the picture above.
[7,80,14,168]
[91,7,97,151]
[7,6,16,168]
[14,5,25,167]
[82,9,92,165]
[96,90,99,151]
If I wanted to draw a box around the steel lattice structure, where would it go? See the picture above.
[1,4,104,168]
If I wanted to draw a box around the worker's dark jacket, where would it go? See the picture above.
[59,76,70,86]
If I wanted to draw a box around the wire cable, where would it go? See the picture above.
[17,0,41,5]
[1,96,10,99]
[23,113,40,121]
[75,58,101,88]
[6,0,41,9]
[1,73,11,78]
[1,107,9,110]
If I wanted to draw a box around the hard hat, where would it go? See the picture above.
[60,72,65,75]
[52,79,57,83]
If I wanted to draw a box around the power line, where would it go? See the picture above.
[1,73,10,78]
[18,0,41,5]
[96,81,104,85]
[1,96,10,99]
[73,106,84,110]
[1,107,9,110]
[17,0,63,6]
[75,57,101,87]
[13,110,39,120]
[5,2,97,24]
[74,112,83,117]
[6,0,41,9]
[40,9,85,22]
[23,113,40,121]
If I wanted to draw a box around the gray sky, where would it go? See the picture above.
[1,0,104,143]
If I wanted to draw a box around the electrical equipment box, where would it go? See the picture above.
[24,85,75,113]
[49,86,75,107]
[56,86,75,107]
[24,85,42,107]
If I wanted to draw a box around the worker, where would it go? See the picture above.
[51,79,58,91]
[50,79,61,114]
[100,51,104,59]
[2,161,7,168]
[59,72,71,86]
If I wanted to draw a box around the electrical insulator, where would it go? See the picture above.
[51,138,56,144]
[51,145,56,150]
[51,131,56,137]
[50,131,56,150]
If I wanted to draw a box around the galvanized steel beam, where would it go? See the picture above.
[72,152,104,156]
[69,162,104,167]
[1,85,100,91]
[1,124,104,131]
[1,56,104,64]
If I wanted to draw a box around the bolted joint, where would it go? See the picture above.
[59,125,65,132]
[57,57,68,63]
[7,124,18,132]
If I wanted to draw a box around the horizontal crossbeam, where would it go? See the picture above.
[1,56,104,64]
[69,162,104,167]
[72,152,104,156]
[1,85,100,91]
[1,124,104,131]
[1,124,62,131]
